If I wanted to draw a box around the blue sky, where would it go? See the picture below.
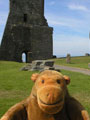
[0,0,90,57]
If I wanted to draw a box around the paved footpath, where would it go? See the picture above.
[54,64,90,75]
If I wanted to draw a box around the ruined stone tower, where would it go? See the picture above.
[0,0,53,62]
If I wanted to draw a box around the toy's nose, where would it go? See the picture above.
[38,85,64,105]
[46,92,54,103]
[44,87,63,104]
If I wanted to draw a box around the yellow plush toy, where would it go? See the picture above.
[0,70,89,120]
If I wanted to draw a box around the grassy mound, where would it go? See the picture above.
[0,61,90,117]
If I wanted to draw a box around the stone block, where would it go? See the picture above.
[43,60,54,67]
[32,60,43,66]
[85,53,90,56]
[88,63,90,68]
[66,54,71,64]
[20,60,60,72]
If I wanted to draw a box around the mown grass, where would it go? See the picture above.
[0,61,90,117]
[52,56,90,69]
[0,61,35,117]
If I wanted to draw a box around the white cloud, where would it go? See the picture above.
[0,1,8,7]
[0,12,8,25]
[46,13,87,32]
[0,31,4,45]
[68,4,89,12]
[48,20,68,27]
[0,36,2,44]
[53,35,89,56]
[48,1,55,6]
[0,1,3,5]
[48,18,81,29]
[0,12,8,44]
[46,12,90,34]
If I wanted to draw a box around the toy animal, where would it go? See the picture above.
[0,70,89,120]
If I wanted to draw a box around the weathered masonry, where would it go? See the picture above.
[0,0,53,62]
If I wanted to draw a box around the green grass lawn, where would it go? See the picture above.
[52,56,90,69]
[0,61,90,117]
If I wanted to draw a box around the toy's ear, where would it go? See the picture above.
[63,75,70,85]
[31,73,39,82]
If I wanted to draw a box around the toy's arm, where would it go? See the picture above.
[66,96,89,120]
[0,102,27,120]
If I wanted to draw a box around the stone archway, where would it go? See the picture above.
[22,51,33,63]
[22,52,27,62]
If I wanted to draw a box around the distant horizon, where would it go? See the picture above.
[22,53,89,62]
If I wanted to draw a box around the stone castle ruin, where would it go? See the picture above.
[0,0,53,62]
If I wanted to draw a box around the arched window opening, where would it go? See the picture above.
[22,53,26,62]
[24,14,27,23]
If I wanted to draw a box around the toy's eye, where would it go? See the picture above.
[42,80,44,84]
[57,80,61,84]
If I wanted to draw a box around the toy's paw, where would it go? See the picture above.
[0,115,9,120]
[1,117,6,120]
[82,110,90,120]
